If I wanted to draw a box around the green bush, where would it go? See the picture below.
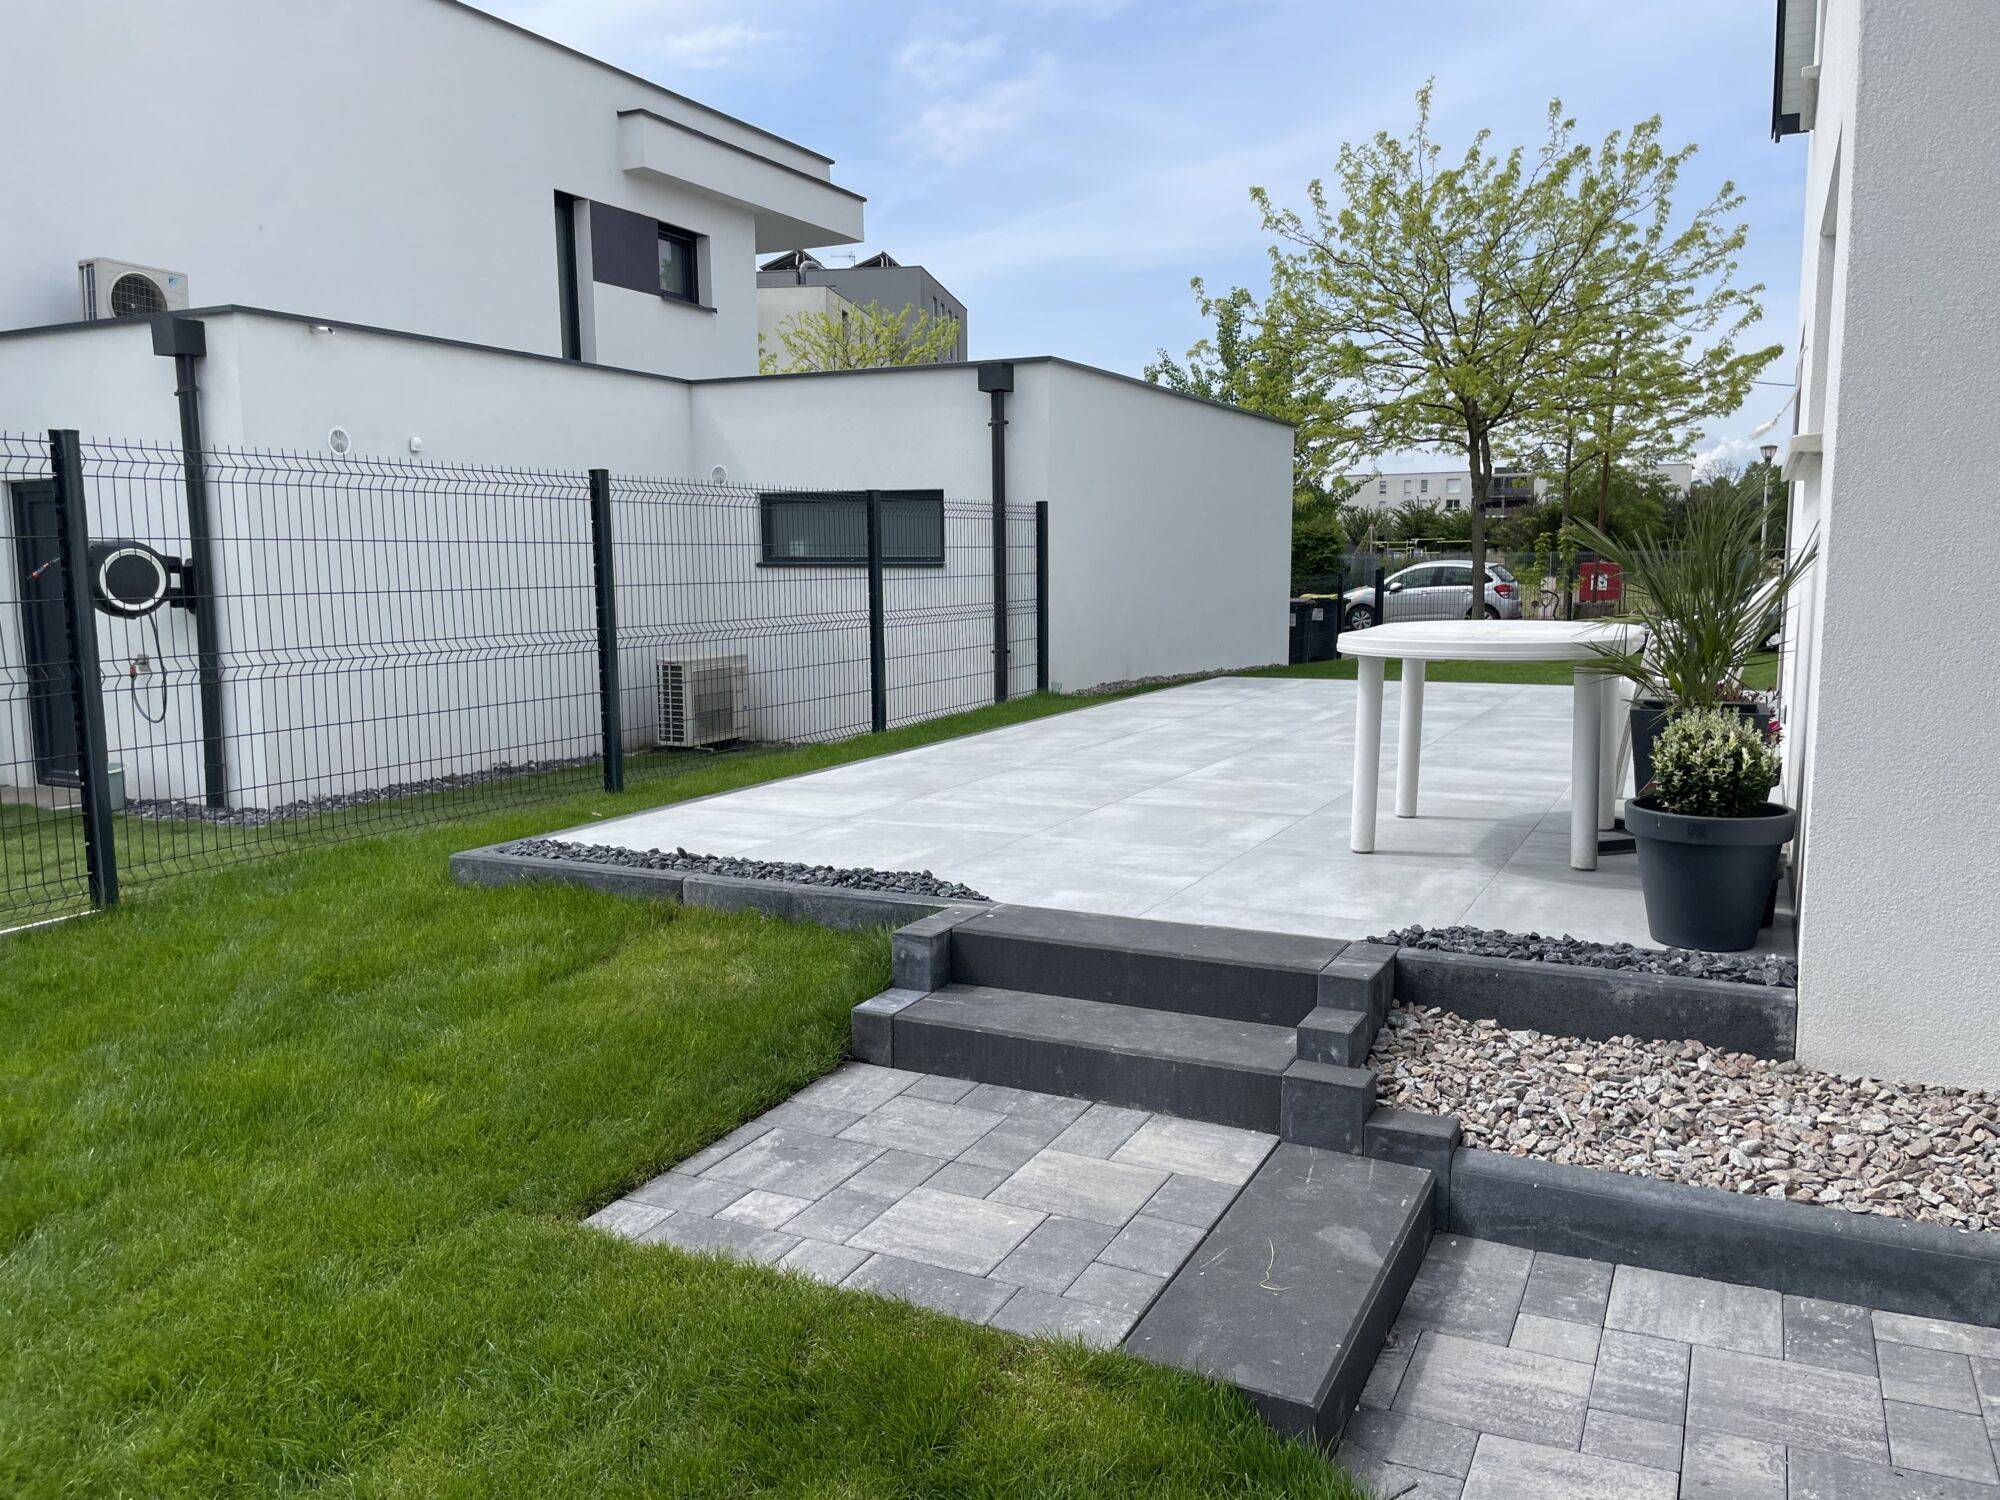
[1651,708,1781,818]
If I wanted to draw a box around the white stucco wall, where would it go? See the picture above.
[1782,0,2000,1089]
[0,0,858,379]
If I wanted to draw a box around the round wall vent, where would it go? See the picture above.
[327,427,353,455]
[710,464,729,485]
[108,273,167,318]
[86,540,173,618]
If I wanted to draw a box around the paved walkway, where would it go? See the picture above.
[587,1062,1276,1347]
[1352,1234,2000,1498]
[558,676,1791,949]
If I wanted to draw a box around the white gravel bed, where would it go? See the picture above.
[1372,1006,2000,1233]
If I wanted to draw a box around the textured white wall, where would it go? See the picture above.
[1785,0,2000,1089]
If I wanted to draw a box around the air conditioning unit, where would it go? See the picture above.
[656,654,748,749]
[78,258,189,320]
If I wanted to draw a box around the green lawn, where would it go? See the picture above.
[0,691,1361,1498]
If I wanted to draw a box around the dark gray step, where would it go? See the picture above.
[948,904,1350,1027]
[891,984,1297,1131]
[1125,1144,1434,1446]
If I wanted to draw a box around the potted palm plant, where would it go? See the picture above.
[1626,709,1794,950]
[1571,482,1815,793]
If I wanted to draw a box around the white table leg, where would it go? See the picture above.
[1395,658,1426,818]
[1571,665,1602,870]
[1351,655,1385,853]
[1598,673,1622,831]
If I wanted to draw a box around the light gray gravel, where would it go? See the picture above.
[1372,1005,2000,1233]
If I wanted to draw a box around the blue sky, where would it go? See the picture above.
[490,0,1806,470]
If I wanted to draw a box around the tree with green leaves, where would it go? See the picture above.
[760,302,960,374]
[1251,85,1776,616]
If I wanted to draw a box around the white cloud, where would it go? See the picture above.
[489,0,788,70]
[650,21,789,68]
[896,54,1059,167]
[895,34,1004,91]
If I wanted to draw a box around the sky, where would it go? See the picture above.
[487,0,1807,473]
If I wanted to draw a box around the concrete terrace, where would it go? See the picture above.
[558,675,1787,950]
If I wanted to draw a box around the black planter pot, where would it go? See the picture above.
[1626,798,1796,952]
[1629,699,1773,797]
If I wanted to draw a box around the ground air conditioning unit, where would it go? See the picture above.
[656,654,748,749]
[78,258,190,320]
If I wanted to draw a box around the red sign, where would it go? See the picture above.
[1578,560,1623,603]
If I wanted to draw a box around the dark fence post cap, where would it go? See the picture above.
[151,315,206,359]
[977,362,1015,393]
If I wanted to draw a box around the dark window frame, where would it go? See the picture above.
[553,191,582,360]
[657,222,699,304]
[757,489,947,568]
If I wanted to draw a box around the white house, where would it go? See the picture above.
[1772,0,2000,1090]
[0,0,1291,810]
[1342,462,1696,515]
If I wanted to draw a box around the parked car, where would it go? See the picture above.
[1341,560,1521,629]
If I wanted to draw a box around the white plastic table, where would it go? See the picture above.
[1340,621,1647,871]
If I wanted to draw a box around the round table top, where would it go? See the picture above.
[1339,619,1647,663]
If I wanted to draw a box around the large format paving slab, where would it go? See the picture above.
[1349,1234,2000,1498]
[537,675,1794,950]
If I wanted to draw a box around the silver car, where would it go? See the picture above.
[1341,560,1522,630]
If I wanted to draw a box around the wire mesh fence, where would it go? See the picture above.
[0,430,1044,929]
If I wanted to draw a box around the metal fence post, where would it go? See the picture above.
[1373,558,1387,627]
[586,468,623,793]
[1033,501,1049,693]
[49,429,118,906]
[865,489,888,733]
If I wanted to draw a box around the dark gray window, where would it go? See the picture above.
[658,226,697,302]
[759,491,945,566]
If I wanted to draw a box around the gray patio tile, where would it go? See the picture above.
[1582,1409,1682,1472]
[925,1161,1012,1197]
[638,1212,800,1266]
[1339,1446,1465,1499]
[1880,1341,1982,1415]
[1342,1406,1481,1478]
[1973,1357,2000,1425]
[1887,1402,2000,1485]
[991,1215,1117,1294]
[1394,1331,1593,1447]
[1591,1329,1691,1424]
[956,1115,1070,1171]
[986,1288,1137,1349]
[1678,1428,1787,1499]
[756,1099,864,1138]
[791,1062,919,1115]
[958,1082,1093,1125]
[846,1187,1044,1277]
[1685,1344,1888,1463]
[1047,800,1301,854]
[670,1118,773,1176]
[1109,1116,1275,1185]
[1522,1252,1616,1326]
[782,1186,893,1244]
[1876,1313,2000,1362]
[1097,1215,1206,1279]
[1401,1238,1533,1345]
[841,1149,949,1199]
[838,1095,1007,1157]
[1513,1310,1604,1364]
[1460,1434,1677,1500]
[777,1238,871,1285]
[1606,1266,1784,1358]
[899,1074,979,1104]
[584,1199,670,1239]
[1361,1325,1418,1410]
[843,1254,1019,1324]
[1139,1172,1240,1229]
[989,1149,1170,1227]
[628,1173,752,1216]
[1064,1262,1166,1318]
[1048,1101,1151,1159]
[1787,1447,2000,1499]
[702,1128,885,1198]
[1785,1295,1881,1377]
[715,1189,813,1229]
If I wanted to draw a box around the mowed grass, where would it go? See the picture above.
[0,698,1362,1496]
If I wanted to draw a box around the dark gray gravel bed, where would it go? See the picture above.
[1368,924,1797,989]
[498,838,990,902]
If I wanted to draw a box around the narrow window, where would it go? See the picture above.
[758,491,946,566]
[553,192,581,360]
[658,224,698,303]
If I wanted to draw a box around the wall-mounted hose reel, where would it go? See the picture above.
[86,540,190,618]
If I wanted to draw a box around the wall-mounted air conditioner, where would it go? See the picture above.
[657,654,748,748]
[78,258,189,320]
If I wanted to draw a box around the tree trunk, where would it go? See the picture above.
[1559,432,1574,620]
[1467,429,1490,621]
[1596,447,1612,532]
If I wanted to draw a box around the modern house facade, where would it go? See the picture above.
[0,0,1291,815]
[1772,0,2000,1089]
[758,252,970,364]
[1342,462,1694,514]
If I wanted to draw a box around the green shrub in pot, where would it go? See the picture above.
[1626,709,1794,952]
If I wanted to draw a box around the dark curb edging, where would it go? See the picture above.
[449,844,990,932]
[1393,948,1798,1059]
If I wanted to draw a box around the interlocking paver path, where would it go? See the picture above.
[1347,1234,2000,1498]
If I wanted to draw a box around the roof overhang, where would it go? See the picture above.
[618,109,864,252]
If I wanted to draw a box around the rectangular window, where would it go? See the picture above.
[658,225,698,303]
[759,490,945,566]
[1446,477,1461,494]
[1445,497,1461,511]
[1420,478,1430,495]
[1402,479,1413,496]
[1377,479,1387,495]
[553,192,581,361]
